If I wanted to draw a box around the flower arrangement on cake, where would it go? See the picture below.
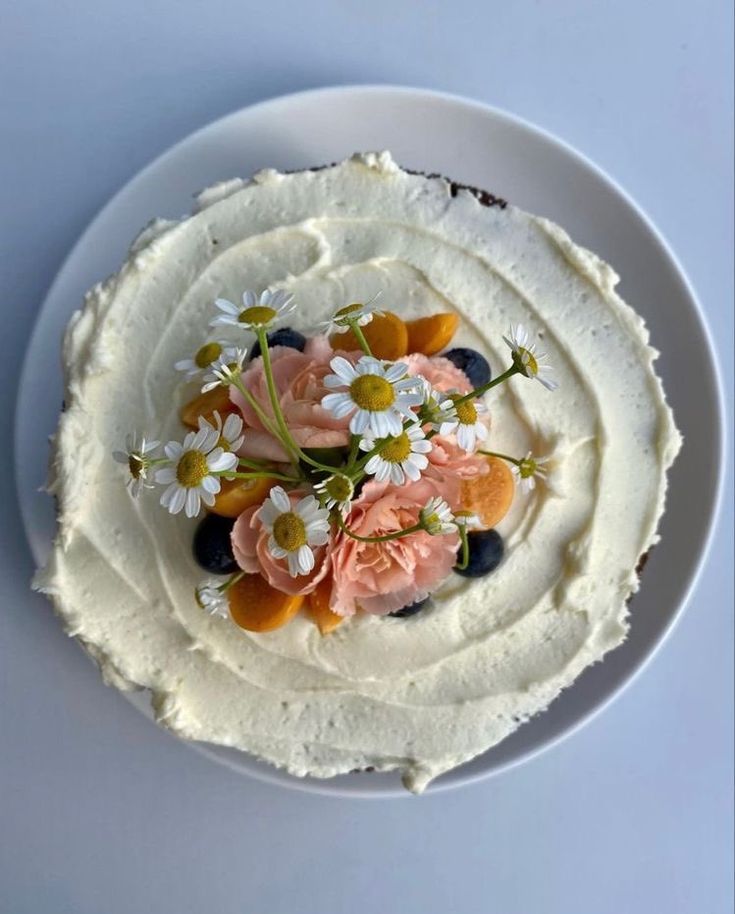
[114,290,556,634]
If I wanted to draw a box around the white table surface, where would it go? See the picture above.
[1,2,732,912]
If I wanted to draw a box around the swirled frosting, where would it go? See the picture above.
[35,152,681,792]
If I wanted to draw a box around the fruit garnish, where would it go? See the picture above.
[193,514,239,574]
[227,573,304,632]
[306,576,343,634]
[444,347,492,389]
[454,529,504,578]
[389,597,430,618]
[331,311,408,360]
[406,313,459,356]
[180,386,238,430]
[460,455,514,529]
[250,326,307,360]
[211,476,277,518]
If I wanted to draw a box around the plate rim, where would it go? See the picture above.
[15,83,728,799]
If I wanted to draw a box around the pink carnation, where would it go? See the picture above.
[405,352,472,394]
[329,477,461,617]
[231,336,354,462]
[231,489,331,596]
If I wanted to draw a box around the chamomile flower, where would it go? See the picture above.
[512,452,550,492]
[174,340,228,380]
[155,426,237,518]
[317,296,383,335]
[419,497,456,536]
[259,487,331,577]
[417,379,458,430]
[453,510,482,530]
[503,323,559,391]
[200,411,244,454]
[210,289,296,332]
[359,422,432,484]
[314,473,355,513]
[438,393,489,452]
[201,347,248,393]
[113,433,160,497]
[195,580,230,619]
[321,356,423,438]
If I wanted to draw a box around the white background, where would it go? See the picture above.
[1,2,732,912]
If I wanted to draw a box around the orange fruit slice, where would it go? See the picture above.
[228,574,304,633]
[306,576,343,635]
[330,311,408,360]
[211,476,277,518]
[460,456,515,529]
[180,387,238,430]
[406,313,460,356]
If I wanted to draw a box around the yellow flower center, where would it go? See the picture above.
[350,375,396,412]
[335,302,363,318]
[239,305,277,326]
[450,395,478,425]
[519,458,537,478]
[128,454,145,480]
[325,475,353,502]
[379,432,411,463]
[272,512,307,552]
[216,435,230,452]
[195,341,223,368]
[176,450,209,488]
[516,347,539,377]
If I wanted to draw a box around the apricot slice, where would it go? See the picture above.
[460,456,515,529]
[211,476,277,518]
[228,574,304,633]
[180,386,237,430]
[331,311,408,360]
[306,576,344,635]
[406,312,460,356]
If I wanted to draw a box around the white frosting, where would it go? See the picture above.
[35,152,681,792]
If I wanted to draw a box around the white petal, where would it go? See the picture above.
[208,451,237,472]
[364,455,382,475]
[286,552,301,576]
[329,357,358,384]
[306,526,330,547]
[259,501,279,528]
[223,413,242,439]
[456,424,475,452]
[269,538,288,560]
[201,475,220,494]
[270,486,291,512]
[390,463,404,485]
[374,461,391,482]
[475,422,489,442]
[350,410,370,435]
[185,489,201,518]
[169,486,187,515]
[164,441,183,460]
[216,298,240,315]
[200,488,216,507]
[155,467,176,484]
[297,545,315,574]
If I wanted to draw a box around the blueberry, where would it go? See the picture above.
[454,529,504,578]
[250,327,306,359]
[193,514,239,575]
[389,597,430,618]
[444,347,491,389]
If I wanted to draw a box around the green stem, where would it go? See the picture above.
[336,513,422,543]
[217,470,300,483]
[219,570,245,593]
[230,377,282,444]
[349,322,373,357]
[455,526,470,571]
[452,364,521,407]
[478,449,522,467]
[237,456,272,471]
[256,329,334,472]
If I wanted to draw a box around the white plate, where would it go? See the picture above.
[15,85,725,798]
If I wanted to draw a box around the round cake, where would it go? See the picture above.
[35,151,681,793]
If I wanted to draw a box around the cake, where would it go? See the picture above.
[34,151,682,793]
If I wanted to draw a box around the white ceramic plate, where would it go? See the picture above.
[15,85,725,798]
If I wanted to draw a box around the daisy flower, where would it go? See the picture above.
[359,422,432,484]
[417,378,458,431]
[314,473,355,513]
[210,289,296,332]
[321,355,423,438]
[512,452,551,492]
[200,411,244,454]
[259,487,331,577]
[155,426,237,518]
[438,393,489,452]
[195,580,230,619]
[317,296,383,335]
[174,340,228,380]
[201,347,248,393]
[419,497,456,536]
[503,323,559,391]
[113,433,160,497]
